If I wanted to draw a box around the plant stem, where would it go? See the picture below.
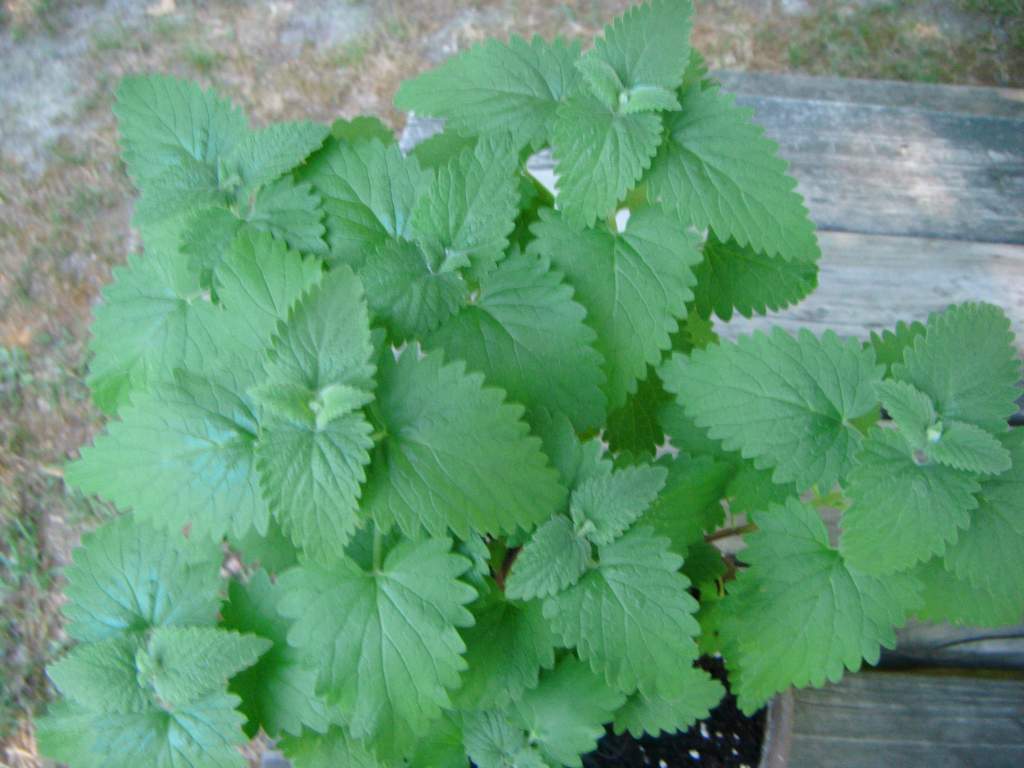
[705,522,757,543]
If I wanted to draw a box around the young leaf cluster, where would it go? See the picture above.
[46,1,1022,766]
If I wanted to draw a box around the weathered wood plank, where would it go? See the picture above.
[884,620,1024,670]
[716,231,1024,349]
[714,71,1024,119]
[789,671,1024,768]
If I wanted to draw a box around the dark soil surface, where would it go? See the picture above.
[583,657,766,768]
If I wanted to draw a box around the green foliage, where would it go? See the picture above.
[51,2,1023,765]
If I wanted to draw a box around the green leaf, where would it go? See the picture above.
[59,516,222,643]
[89,692,250,768]
[213,228,323,368]
[221,121,329,190]
[642,455,730,554]
[426,250,606,431]
[394,35,582,149]
[466,657,625,768]
[570,463,667,545]
[247,176,329,255]
[914,557,1024,628]
[67,370,269,540]
[254,267,375,555]
[875,379,935,447]
[404,712,467,768]
[662,328,883,491]
[868,320,925,376]
[893,303,1021,434]
[927,420,1012,475]
[545,526,700,696]
[278,538,476,752]
[330,115,395,145]
[302,139,430,266]
[365,348,565,539]
[48,637,146,713]
[942,430,1024,598]
[578,0,693,101]
[115,75,248,189]
[720,499,920,714]
[646,83,819,263]
[227,517,299,573]
[692,231,818,321]
[36,701,105,768]
[530,206,700,409]
[360,238,467,342]
[605,367,672,455]
[454,587,557,709]
[136,627,270,708]
[551,94,662,226]
[619,85,681,113]
[840,428,979,574]
[410,137,521,275]
[464,710,549,768]
[85,247,205,414]
[221,572,333,738]
[505,516,591,601]
[515,656,626,766]
[614,665,724,738]
[408,130,477,171]
[280,726,381,768]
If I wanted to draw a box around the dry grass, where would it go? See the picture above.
[1,0,1021,764]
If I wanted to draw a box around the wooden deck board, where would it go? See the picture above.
[788,672,1024,768]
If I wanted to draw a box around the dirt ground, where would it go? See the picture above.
[0,0,1021,764]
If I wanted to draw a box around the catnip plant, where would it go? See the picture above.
[41,1,1022,766]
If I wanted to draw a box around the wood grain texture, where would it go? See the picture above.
[716,231,1024,348]
[884,620,1024,670]
[788,671,1024,768]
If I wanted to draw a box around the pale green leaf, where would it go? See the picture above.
[614,665,724,737]
[410,137,521,275]
[720,499,920,713]
[247,176,329,255]
[914,557,1024,628]
[426,250,607,431]
[646,83,819,262]
[221,572,333,738]
[67,370,269,540]
[136,627,270,708]
[840,428,979,574]
[278,538,476,752]
[365,348,565,539]
[48,637,146,714]
[926,420,1012,475]
[221,121,329,189]
[551,94,662,226]
[280,726,381,768]
[893,302,1021,434]
[875,379,935,447]
[505,516,591,601]
[662,328,883,491]
[59,516,222,643]
[868,320,925,376]
[360,238,467,342]
[530,206,700,408]
[545,526,700,695]
[570,463,667,545]
[579,0,693,98]
[395,36,582,149]
[454,587,557,709]
[115,74,248,189]
[302,139,430,266]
